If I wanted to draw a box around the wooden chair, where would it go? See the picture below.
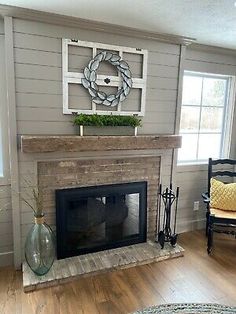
[202,158,236,254]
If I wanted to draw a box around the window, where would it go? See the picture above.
[178,71,235,164]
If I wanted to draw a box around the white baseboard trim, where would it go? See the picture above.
[0,251,14,267]
[177,218,206,234]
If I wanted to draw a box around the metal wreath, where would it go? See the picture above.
[81,51,133,107]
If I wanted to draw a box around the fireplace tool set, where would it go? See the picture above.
[156,183,179,249]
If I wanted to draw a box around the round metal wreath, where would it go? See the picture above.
[81,51,133,107]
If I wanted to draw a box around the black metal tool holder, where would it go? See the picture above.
[156,183,179,249]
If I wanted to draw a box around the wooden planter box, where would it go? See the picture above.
[76,125,138,136]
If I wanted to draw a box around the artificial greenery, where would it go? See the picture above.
[73,114,142,127]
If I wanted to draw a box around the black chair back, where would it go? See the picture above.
[208,158,236,195]
[207,158,236,196]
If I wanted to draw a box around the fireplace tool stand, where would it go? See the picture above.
[156,183,179,249]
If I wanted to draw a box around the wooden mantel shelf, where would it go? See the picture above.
[20,135,182,153]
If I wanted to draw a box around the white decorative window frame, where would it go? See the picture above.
[62,39,148,116]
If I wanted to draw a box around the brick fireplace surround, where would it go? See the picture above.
[38,156,160,241]
[20,135,183,291]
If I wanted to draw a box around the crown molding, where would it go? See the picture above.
[0,4,195,46]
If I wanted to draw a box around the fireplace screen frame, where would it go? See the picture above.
[56,181,147,259]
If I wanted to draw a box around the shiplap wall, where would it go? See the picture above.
[0,186,13,265]
[0,19,14,266]
[12,18,180,261]
[176,46,236,232]
[13,19,179,135]
[2,17,236,266]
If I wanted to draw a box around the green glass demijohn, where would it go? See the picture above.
[25,214,55,276]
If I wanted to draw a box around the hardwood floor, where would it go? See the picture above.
[0,230,236,314]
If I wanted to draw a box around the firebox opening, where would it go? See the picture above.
[56,181,147,259]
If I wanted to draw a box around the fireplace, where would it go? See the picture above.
[56,181,147,259]
[22,138,183,292]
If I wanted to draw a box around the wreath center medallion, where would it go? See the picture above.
[81,51,133,107]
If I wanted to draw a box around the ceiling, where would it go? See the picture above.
[1,0,236,50]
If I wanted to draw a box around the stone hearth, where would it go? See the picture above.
[23,241,184,292]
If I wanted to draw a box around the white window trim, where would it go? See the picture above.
[223,75,236,158]
[0,33,10,185]
[178,71,236,166]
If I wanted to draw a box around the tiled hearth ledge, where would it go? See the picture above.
[20,135,182,153]
[23,241,184,292]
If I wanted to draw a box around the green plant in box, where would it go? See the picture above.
[73,114,142,128]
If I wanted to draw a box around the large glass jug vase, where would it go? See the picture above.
[25,215,55,276]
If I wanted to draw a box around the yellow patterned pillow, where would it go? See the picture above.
[210,178,236,211]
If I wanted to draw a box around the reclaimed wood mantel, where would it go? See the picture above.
[20,135,182,153]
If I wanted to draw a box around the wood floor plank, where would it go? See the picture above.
[0,230,235,313]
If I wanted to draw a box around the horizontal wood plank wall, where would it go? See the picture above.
[185,47,236,75]
[11,18,181,261]
[176,46,236,233]
[0,18,3,34]
[8,18,236,263]
[0,185,13,266]
[0,19,14,266]
[13,18,180,135]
